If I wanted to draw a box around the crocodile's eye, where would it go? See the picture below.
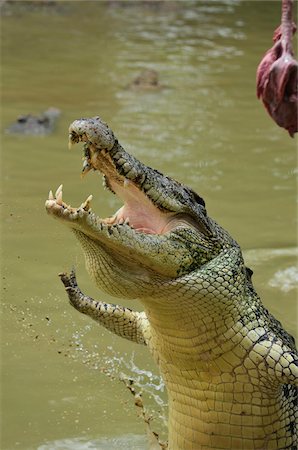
[190,188,206,207]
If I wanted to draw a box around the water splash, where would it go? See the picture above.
[67,329,168,432]
[5,296,168,446]
[37,434,148,450]
[269,266,298,292]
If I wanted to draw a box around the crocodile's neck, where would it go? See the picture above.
[140,247,248,363]
[142,291,241,366]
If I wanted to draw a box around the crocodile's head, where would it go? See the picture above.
[46,117,234,298]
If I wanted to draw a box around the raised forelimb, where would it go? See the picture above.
[59,270,148,345]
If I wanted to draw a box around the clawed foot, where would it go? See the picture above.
[59,269,83,308]
[59,268,78,288]
[59,269,99,315]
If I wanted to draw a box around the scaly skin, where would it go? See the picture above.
[45,116,298,450]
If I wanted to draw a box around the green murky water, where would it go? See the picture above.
[1,1,297,449]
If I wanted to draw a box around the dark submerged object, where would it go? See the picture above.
[6,107,60,135]
[129,69,162,91]
[256,0,297,137]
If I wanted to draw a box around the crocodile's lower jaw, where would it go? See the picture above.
[45,177,185,236]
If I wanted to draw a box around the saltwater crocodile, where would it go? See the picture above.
[45,116,298,450]
[129,69,162,90]
[6,107,60,135]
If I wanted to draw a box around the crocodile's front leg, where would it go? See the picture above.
[60,270,149,346]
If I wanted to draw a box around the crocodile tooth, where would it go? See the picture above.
[56,190,63,206]
[55,184,63,198]
[124,217,130,225]
[81,159,92,178]
[118,218,124,225]
[103,216,115,225]
[68,132,79,148]
[48,190,54,200]
[123,178,130,188]
[81,195,93,210]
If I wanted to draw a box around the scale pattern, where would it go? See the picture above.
[46,117,298,450]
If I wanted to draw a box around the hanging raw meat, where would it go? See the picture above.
[256,0,297,137]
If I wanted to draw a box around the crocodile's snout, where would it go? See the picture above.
[69,116,116,150]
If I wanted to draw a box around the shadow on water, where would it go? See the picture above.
[1,1,297,449]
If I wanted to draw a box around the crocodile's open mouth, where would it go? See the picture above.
[99,166,178,235]
[46,177,177,236]
[46,144,181,237]
[45,117,219,282]
[46,116,211,240]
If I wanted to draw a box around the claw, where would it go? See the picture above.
[59,272,71,288]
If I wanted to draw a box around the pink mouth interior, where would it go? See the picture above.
[109,178,173,235]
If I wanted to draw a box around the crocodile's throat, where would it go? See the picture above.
[106,179,178,235]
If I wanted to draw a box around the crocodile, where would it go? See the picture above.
[129,69,162,91]
[6,107,60,135]
[45,116,298,450]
